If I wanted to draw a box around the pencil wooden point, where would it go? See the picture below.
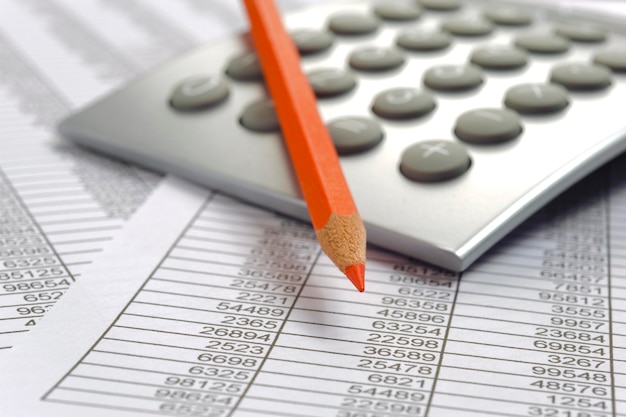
[243,0,367,291]
[345,263,366,292]
[315,211,366,289]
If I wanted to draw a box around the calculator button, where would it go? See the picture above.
[372,88,436,120]
[470,45,528,70]
[418,0,461,11]
[423,64,484,91]
[514,34,570,54]
[239,99,280,132]
[550,63,612,90]
[484,6,533,26]
[400,140,471,182]
[327,12,380,36]
[291,29,334,55]
[327,117,384,155]
[348,47,405,72]
[454,108,523,144]
[225,52,263,81]
[170,75,229,111]
[593,48,626,72]
[441,16,494,37]
[396,28,452,52]
[504,83,569,114]
[307,68,357,98]
[555,24,607,43]
[373,3,422,21]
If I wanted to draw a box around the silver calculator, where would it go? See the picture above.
[58,0,626,271]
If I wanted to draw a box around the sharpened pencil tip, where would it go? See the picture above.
[345,263,365,292]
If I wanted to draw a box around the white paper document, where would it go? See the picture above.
[1,160,624,416]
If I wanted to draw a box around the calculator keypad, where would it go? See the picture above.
[183,0,623,188]
[222,1,619,184]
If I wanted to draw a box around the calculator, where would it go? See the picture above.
[58,0,626,271]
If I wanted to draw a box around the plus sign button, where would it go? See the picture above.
[400,140,471,182]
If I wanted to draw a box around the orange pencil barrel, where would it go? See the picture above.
[242,0,366,291]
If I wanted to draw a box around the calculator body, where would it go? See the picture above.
[59,0,626,271]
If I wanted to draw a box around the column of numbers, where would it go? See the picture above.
[529,193,612,417]
[236,252,458,417]
[609,159,626,417]
[44,195,320,416]
[0,174,72,349]
[430,180,612,416]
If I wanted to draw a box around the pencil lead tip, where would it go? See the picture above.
[345,263,365,292]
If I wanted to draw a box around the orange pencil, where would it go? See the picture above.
[242,0,367,291]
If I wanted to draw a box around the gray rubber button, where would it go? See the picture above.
[594,49,626,72]
[373,3,422,21]
[170,75,229,111]
[550,63,612,90]
[372,88,436,120]
[514,34,570,54]
[328,13,380,36]
[441,16,494,37]
[504,83,569,114]
[484,6,533,26]
[418,0,461,11]
[470,45,528,70]
[400,140,471,182]
[423,65,483,91]
[291,29,334,55]
[327,116,384,155]
[240,99,280,132]
[307,68,357,98]
[225,52,263,81]
[555,25,607,43]
[396,28,452,51]
[454,108,523,144]
[348,47,405,72]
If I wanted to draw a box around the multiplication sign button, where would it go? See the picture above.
[400,140,471,182]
